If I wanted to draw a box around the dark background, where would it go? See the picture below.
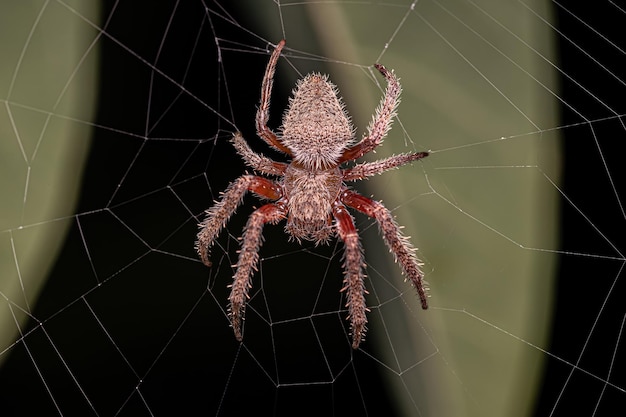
[533,2,625,416]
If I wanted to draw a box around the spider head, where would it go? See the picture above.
[281,74,354,170]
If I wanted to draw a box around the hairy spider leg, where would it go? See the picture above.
[332,201,368,349]
[229,202,287,341]
[196,175,282,267]
[341,190,429,309]
[231,132,288,177]
[339,63,401,163]
[256,39,292,155]
[342,151,429,182]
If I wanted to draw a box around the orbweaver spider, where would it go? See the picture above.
[196,40,429,349]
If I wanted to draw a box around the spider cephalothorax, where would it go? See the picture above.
[196,40,429,349]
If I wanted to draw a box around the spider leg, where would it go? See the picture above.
[231,132,288,176]
[332,201,368,349]
[195,175,282,266]
[341,189,428,309]
[229,202,287,341]
[339,64,401,163]
[255,39,292,155]
[342,151,429,182]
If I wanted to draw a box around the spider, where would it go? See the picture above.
[196,40,429,349]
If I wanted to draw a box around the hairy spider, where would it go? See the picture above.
[196,40,429,349]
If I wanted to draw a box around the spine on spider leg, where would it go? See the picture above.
[334,203,368,349]
[342,152,430,181]
[230,132,287,177]
[344,191,428,309]
[368,64,402,144]
[341,232,368,349]
[255,40,290,156]
[228,210,264,341]
[375,206,429,309]
[195,176,255,266]
[228,204,284,341]
[340,63,403,163]
[258,40,285,117]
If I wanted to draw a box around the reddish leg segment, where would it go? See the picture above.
[196,175,282,266]
[341,190,428,309]
[332,201,368,349]
[339,64,401,163]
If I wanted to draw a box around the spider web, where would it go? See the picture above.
[1,0,624,416]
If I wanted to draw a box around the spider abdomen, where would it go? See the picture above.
[281,74,355,170]
[283,163,342,244]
